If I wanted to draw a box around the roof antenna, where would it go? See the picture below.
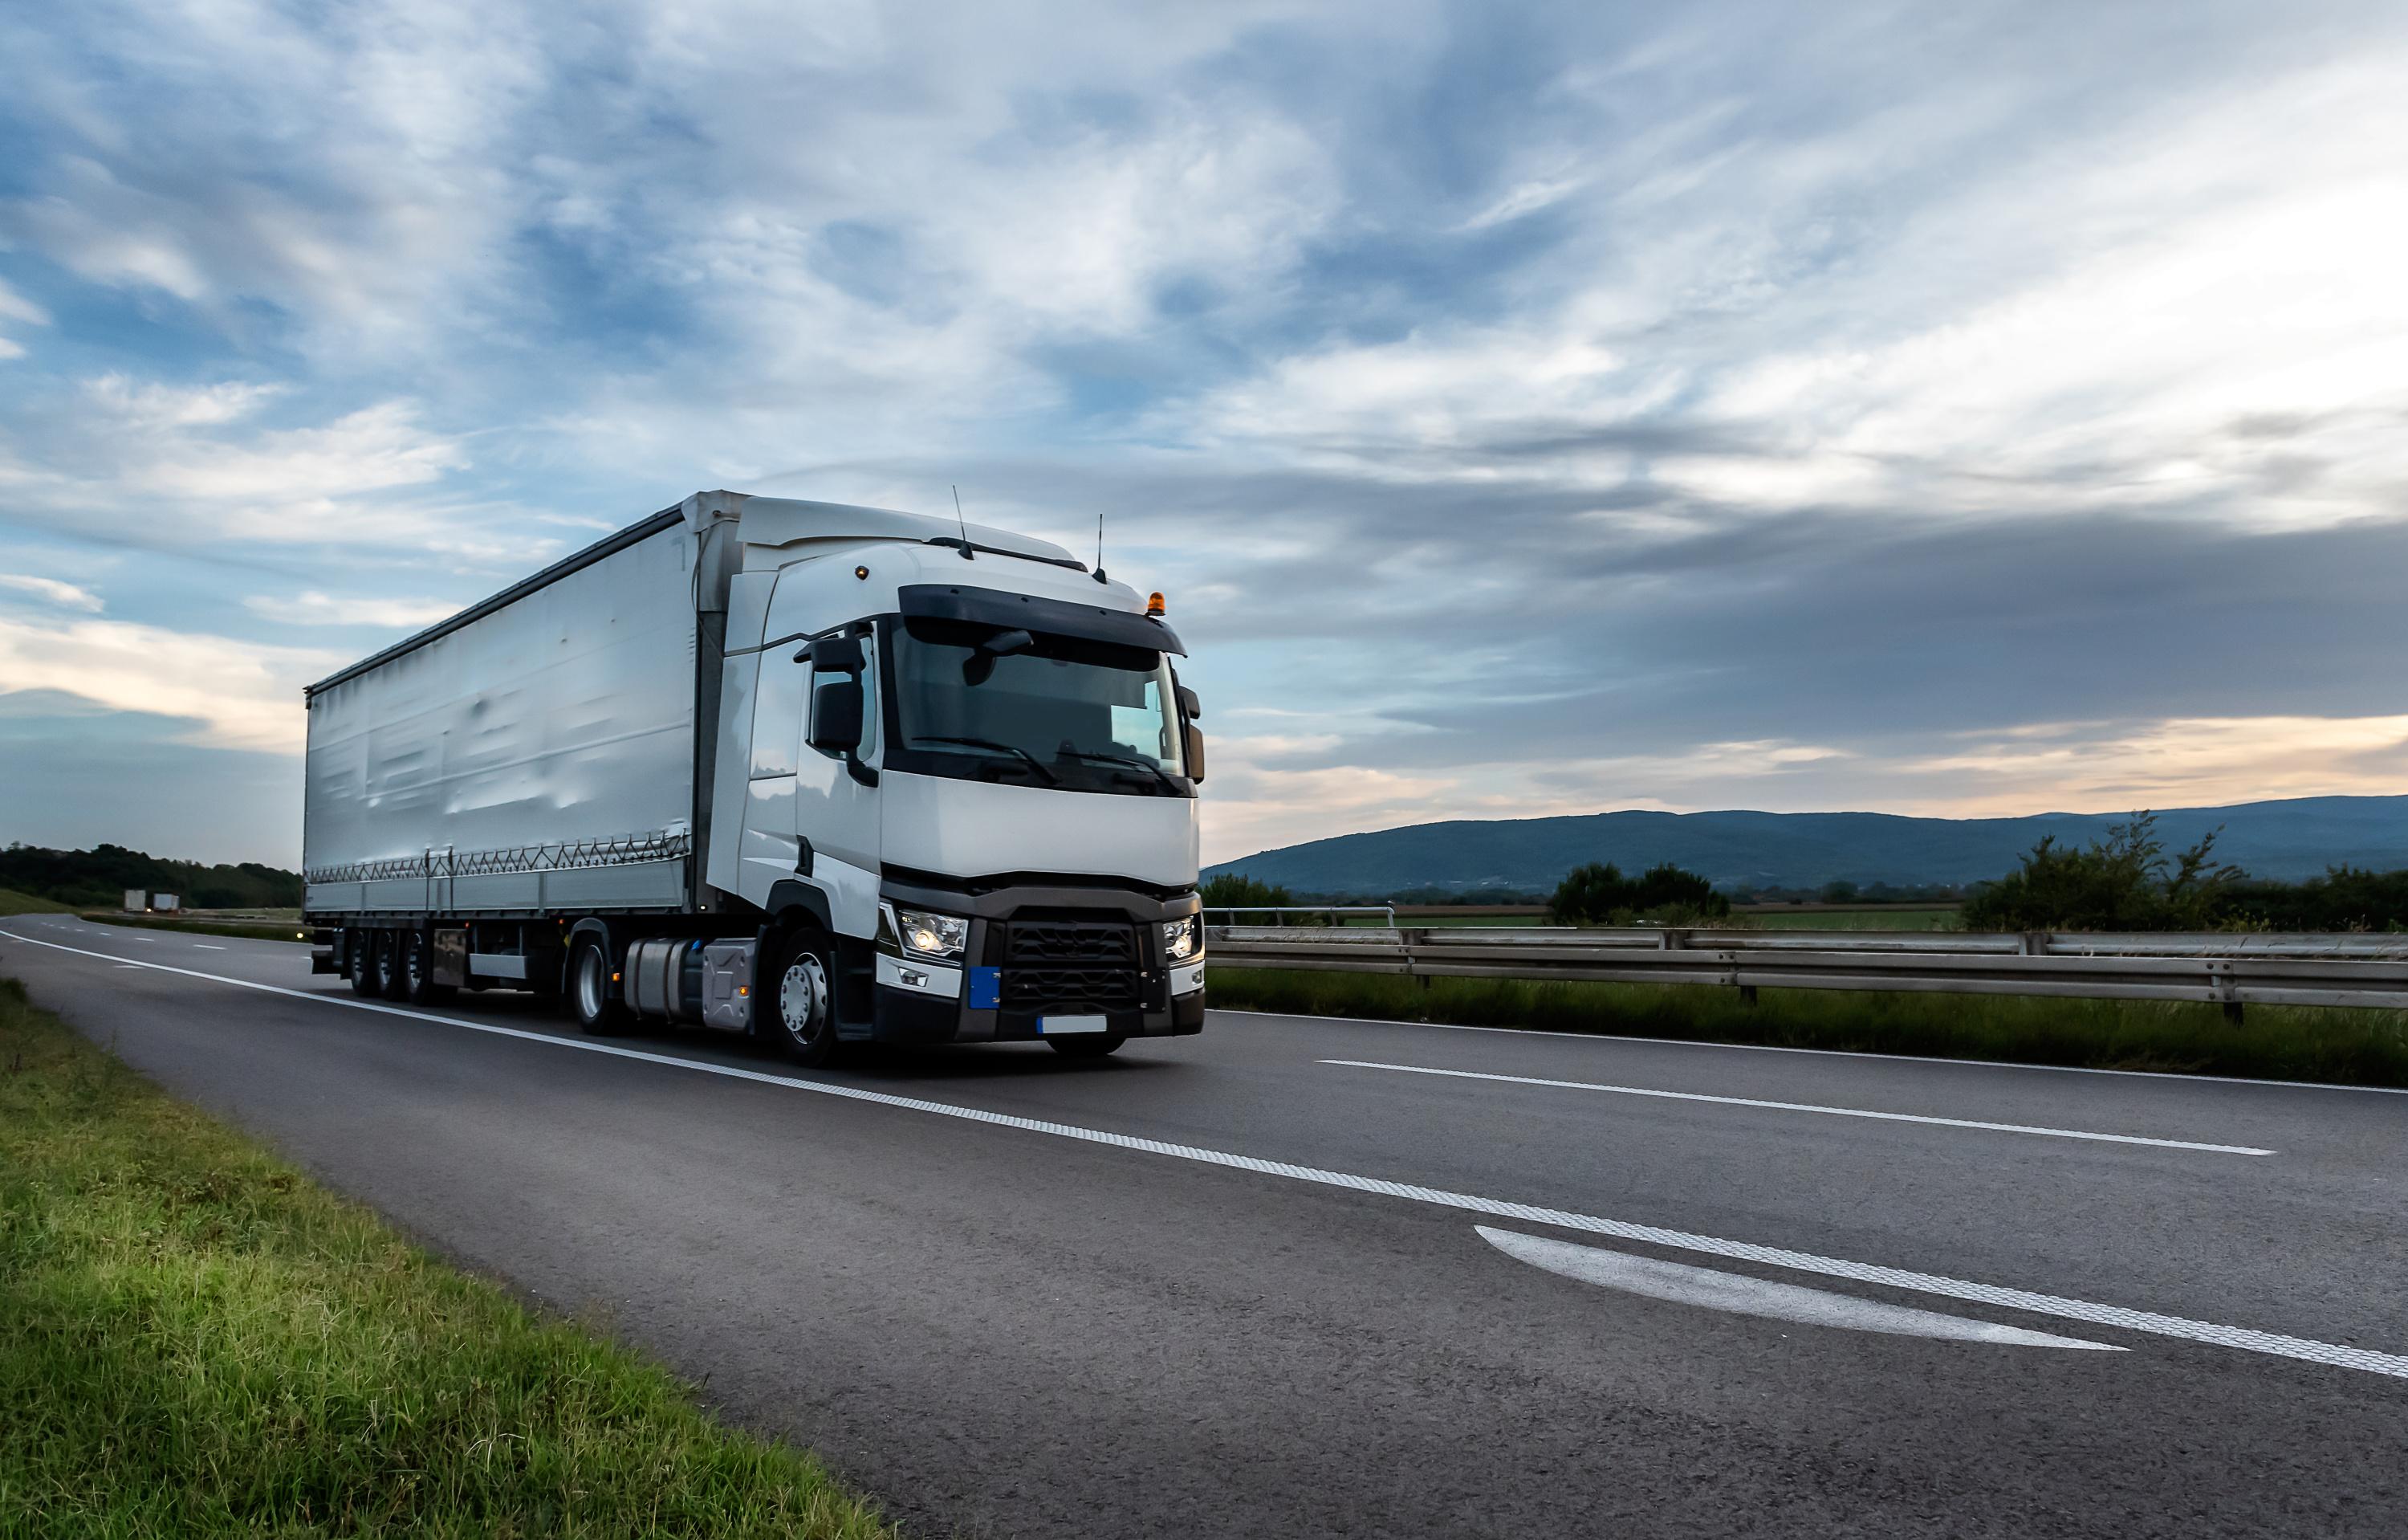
[950,484,973,560]
[1094,511,1108,584]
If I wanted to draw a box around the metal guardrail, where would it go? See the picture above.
[1203,925,2408,1014]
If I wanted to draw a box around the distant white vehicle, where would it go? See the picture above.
[124,889,146,912]
[152,894,180,913]
[302,490,1207,1064]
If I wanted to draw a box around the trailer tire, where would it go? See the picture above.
[1047,1033,1127,1059]
[369,931,403,999]
[346,931,379,998]
[397,931,452,1007]
[568,937,632,1037]
[767,931,842,1067]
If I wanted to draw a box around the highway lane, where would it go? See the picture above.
[6,915,2406,1538]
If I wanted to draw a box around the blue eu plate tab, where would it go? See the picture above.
[968,966,1001,1009]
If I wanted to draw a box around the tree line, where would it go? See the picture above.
[0,844,303,911]
[1206,810,2408,933]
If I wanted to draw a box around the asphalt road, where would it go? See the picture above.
[7,914,2406,1538]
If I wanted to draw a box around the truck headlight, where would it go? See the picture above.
[1162,914,1202,963]
[896,908,968,962]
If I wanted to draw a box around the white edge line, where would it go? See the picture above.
[1216,1008,2408,1097]
[6,926,2404,1381]
[1318,1059,2276,1155]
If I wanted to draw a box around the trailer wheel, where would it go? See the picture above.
[768,931,842,1067]
[568,937,631,1036]
[397,931,453,1007]
[1047,1034,1127,1059]
[370,931,403,999]
[346,931,379,998]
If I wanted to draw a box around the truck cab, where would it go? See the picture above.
[698,495,1206,1062]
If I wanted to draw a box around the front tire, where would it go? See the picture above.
[568,938,631,1036]
[768,932,841,1067]
[1047,1033,1127,1059]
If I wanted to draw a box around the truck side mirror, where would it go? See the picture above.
[1176,683,1201,721]
[808,676,864,752]
[805,634,867,673]
[1183,723,1206,784]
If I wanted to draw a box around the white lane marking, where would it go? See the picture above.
[1476,1227,2122,1351]
[1219,1007,2408,1097]
[1320,1059,2276,1156]
[193,944,226,950]
[8,927,2406,1381]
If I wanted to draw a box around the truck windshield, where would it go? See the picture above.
[885,617,1188,796]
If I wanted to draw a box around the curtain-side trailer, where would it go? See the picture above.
[303,490,1207,1064]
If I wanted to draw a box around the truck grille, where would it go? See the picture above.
[1002,919,1140,1013]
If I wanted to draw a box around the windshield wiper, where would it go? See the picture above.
[909,735,1060,785]
[1056,748,1178,794]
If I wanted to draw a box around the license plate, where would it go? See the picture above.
[1038,1014,1108,1035]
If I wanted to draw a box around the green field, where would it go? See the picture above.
[1205,965,2408,1087]
[1266,907,1964,931]
[79,911,310,943]
[0,976,893,1538]
[0,888,73,918]
[1739,906,1961,931]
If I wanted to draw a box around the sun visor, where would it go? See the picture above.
[897,584,1186,654]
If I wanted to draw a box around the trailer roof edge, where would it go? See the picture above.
[303,506,685,699]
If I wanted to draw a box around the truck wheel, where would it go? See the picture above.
[1047,1034,1127,1059]
[370,931,403,999]
[568,938,631,1036]
[769,932,842,1067]
[347,931,379,998]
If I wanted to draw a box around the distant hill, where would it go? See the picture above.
[0,844,302,911]
[1205,795,2408,895]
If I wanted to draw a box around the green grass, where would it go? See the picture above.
[1206,966,2408,1087]
[79,911,310,943]
[0,889,73,918]
[0,977,894,1538]
[1739,907,1961,931]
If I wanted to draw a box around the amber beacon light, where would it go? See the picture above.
[1146,591,1166,617]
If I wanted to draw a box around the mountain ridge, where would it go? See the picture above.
[1204,794,2408,894]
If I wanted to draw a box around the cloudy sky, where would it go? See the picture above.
[3,0,2406,869]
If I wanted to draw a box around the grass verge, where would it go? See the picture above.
[1206,966,2408,1087]
[78,911,308,943]
[0,976,893,1538]
[0,889,73,919]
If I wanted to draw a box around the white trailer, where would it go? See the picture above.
[303,490,1208,1062]
[124,889,146,912]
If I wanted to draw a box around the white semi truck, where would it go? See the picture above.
[303,490,1207,1063]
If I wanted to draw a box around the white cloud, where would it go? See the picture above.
[243,590,458,628]
[0,276,49,360]
[0,573,104,612]
[0,612,340,752]
[0,376,559,568]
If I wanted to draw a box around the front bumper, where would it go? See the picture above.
[872,978,1205,1044]
[863,878,1206,1045]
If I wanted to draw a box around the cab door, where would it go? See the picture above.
[765,564,883,941]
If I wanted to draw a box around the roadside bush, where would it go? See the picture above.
[1549,862,1731,925]
[1961,811,2241,931]
[1201,872,1293,912]
[2223,866,2408,932]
